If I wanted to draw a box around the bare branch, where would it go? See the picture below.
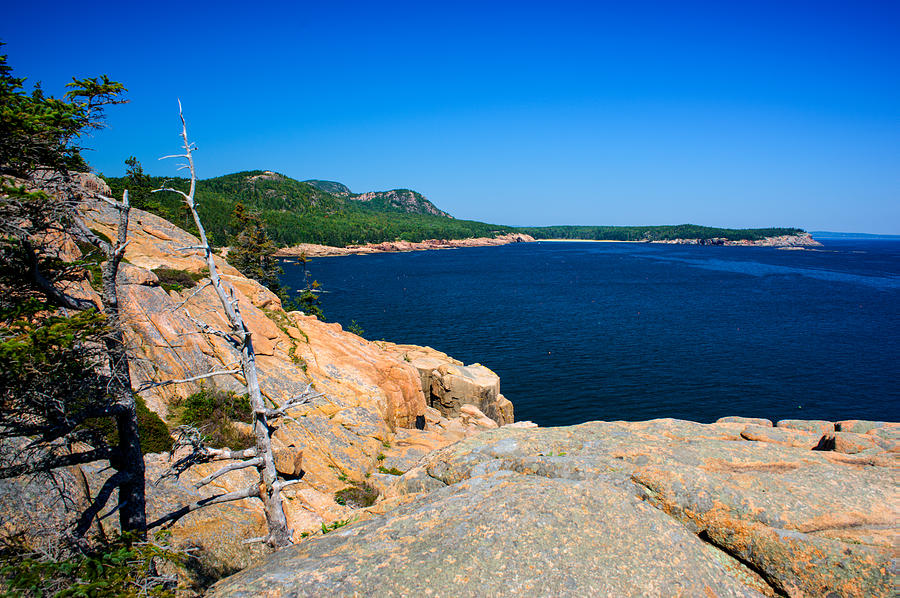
[182,309,237,343]
[273,479,303,492]
[147,485,259,529]
[152,187,190,201]
[167,280,212,311]
[205,447,257,461]
[0,447,113,479]
[135,369,241,393]
[193,457,263,489]
[153,102,294,547]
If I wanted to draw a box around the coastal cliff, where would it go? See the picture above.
[1,176,521,578]
[2,177,893,596]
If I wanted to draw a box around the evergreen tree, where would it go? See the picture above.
[124,156,153,210]
[0,45,148,541]
[226,202,282,292]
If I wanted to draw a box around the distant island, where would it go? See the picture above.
[104,170,815,250]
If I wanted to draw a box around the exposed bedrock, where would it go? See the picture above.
[211,418,897,598]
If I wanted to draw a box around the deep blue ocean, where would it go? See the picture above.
[279,240,900,427]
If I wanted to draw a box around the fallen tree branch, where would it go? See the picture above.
[135,369,241,393]
[193,457,263,489]
[147,485,258,529]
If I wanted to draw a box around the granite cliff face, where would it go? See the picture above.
[302,179,452,218]
[0,177,518,576]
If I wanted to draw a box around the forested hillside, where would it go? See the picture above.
[104,170,514,247]
[105,169,805,248]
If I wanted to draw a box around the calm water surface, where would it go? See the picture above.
[280,240,900,427]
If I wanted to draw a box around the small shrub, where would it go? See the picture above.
[377,466,404,476]
[152,267,207,293]
[171,387,254,450]
[82,395,173,455]
[135,397,175,454]
[321,518,352,534]
[0,531,182,597]
[334,482,378,508]
[76,241,105,291]
[376,453,386,461]
[347,320,364,336]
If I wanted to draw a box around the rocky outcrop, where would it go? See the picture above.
[210,418,897,598]
[430,363,513,425]
[381,343,514,426]
[274,233,536,258]
[350,189,452,218]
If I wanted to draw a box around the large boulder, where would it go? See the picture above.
[430,363,514,425]
[382,343,514,426]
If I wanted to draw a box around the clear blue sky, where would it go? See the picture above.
[5,0,899,233]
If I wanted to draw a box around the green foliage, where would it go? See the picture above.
[296,287,324,321]
[0,299,115,453]
[103,168,807,253]
[333,482,378,508]
[0,53,129,456]
[82,395,174,455]
[123,156,153,211]
[75,241,105,291]
[151,267,205,293]
[377,466,404,476]
[226,203,282,292]
[517,224,805,242]
[171,387,254,450]
[0,532,181,597]
[320,519,352,534]
[303,180,351,195]
[347,320,365,336]
[0,43,126,178]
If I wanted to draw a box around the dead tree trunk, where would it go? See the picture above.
[74,188,148,537]
[101,192,147,536]
[155,103,293,547]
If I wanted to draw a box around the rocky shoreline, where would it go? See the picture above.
[274,233,536,258]
[650,232,822,247]
[275,232,822,259]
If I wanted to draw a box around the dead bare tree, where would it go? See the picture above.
[146,102,318,547]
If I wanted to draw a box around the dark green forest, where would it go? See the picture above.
[104,169,804,248]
